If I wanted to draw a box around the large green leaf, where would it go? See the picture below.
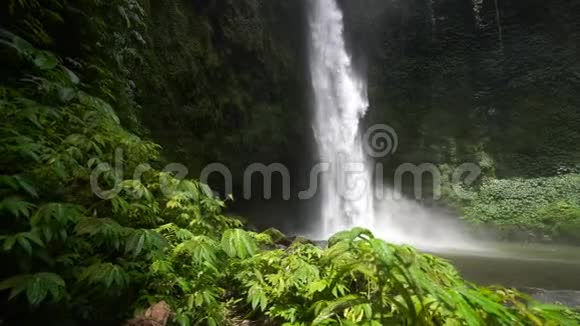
[33,50,58,70]
[0,273,65,305]
[221,228,258,259]
[79,263,129,289]
[32,203,84,226]
[313,295,366,325]
[174,235,219,266]
[0,197,36,218]
[369,238,395,267]
[125,229,165,257]
[328,227,374,247]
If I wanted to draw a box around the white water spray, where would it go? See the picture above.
[308,0,374,238]
[306,0,479,251]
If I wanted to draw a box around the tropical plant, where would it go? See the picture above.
[0,31,232,324]
[1,0,147,130]
[461,174,580,241]
[231,228,580,325]
[1,22,579,326]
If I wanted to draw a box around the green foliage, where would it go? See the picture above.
[1,7,579,326]
[135,0,308,180]
[537,201,580,241]
[1,0,147,130]
[0,33,237,324]
[232,229,580,325]
[79,263,130,289]
[221,229,258,259]
[0,273,66,305]
[261,227,286,243]
[461,174,580,240]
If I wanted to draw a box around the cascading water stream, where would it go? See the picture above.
[308,0,374,238]
[306,0,478,251]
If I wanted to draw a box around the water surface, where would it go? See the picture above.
[433,243,580,306]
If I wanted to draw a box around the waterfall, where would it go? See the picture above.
[305,0,479,251]
[307,0,374,238]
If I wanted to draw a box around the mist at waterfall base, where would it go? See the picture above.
[302,0,478,251]
[372,191,479,251]
[296,186,479,251]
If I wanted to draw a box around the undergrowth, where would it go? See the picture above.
[461,174,580,241]
[0,33,579,326]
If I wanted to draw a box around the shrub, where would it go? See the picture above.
[461,174,580,240]
[1,33,579,326]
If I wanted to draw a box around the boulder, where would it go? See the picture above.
[125,301,171,326]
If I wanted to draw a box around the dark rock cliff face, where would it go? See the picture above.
[137,0,312,182]
[134,0,316,230]
[136,0,579,229]
[340,0,580,179]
